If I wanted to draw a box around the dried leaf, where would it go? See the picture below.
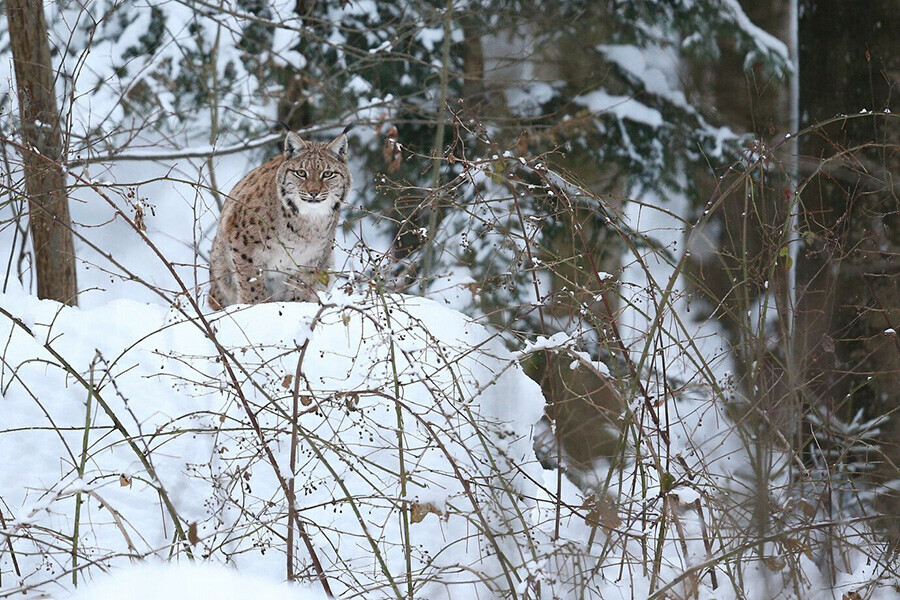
[383,126,402,173]
[281,374,293,389]
[119,474,132,487]
[583,493,622,530]
[798,499,817,519]
[784,537,814,561]
[410,501,442,524]
[516,130,529,157]
[188,522,199,546]
[134,203,147,232]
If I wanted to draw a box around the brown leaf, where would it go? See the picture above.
[516,130,529,157]
[410,501,442,524]
[119,474,132,487]
[188,522,199,546]
[281,374,293,389]
[383,126,402,173]
[583,493,622,530]
[134,203,147,232]
[843,592,862,600]
[798,499,817,519]
[784,537,814,561]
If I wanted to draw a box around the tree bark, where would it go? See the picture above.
[6,0,78,305]
[797,1,900,523]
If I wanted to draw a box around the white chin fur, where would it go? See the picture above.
[287,195,339,216]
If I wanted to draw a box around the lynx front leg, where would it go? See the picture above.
[209,233,240,308]
[285,249,333,302]
[284,269,324,302]
[233,252,269,304]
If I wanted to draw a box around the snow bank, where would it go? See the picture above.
[66,561,329,600]
[0,289,546,598]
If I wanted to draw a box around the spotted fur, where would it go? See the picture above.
[208,131,351,308]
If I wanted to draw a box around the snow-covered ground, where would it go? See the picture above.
[67,562,330,600]
[0,284,551,598]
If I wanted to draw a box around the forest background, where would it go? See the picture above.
[2,1,900,599]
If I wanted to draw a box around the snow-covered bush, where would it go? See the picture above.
[0,288,550,598]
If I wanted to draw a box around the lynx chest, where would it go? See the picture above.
[258,204,339,300]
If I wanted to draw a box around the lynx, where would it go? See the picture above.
[208,130,351,309]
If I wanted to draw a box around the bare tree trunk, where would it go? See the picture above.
[6,0,78,305]
[460,14,485,111]
[797,1,900,538]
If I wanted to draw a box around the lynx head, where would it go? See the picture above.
[276,131,351,214]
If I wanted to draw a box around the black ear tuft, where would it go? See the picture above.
[326,134,349,162]
[284,131,307,158]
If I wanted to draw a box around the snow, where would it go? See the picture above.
[417,27,443,53]
[618,185,749,487]
[595,43,741,156]
[574,89,664,128]
[368,40,392,54]
[273,26,308,70]
[720,0,791,68]
[0,287,547,598]
[425,268,478,310]
[598,44,688,109]
[66,561,329,600]
[504,82,558,118]
[518,331,578,355]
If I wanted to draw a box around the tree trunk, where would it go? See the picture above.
[6,0,78,305]
[797,1,900,526]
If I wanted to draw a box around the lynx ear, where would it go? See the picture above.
[284,131,308,158]
[326,133,349,162]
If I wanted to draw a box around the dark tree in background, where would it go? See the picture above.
[797,1,900,522]
[679,0,900,561]
[5,0,78,305]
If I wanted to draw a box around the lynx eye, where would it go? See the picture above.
[322,170,336,179]
[292,169,308,179]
